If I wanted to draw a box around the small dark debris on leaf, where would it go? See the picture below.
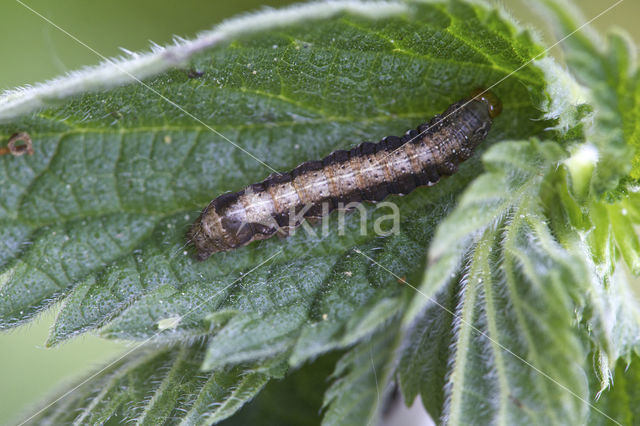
[508,393,524,409]
[187,69,204,79]
[0,132,34,156]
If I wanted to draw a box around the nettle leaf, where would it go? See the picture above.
[400,140,596,424]
[546,148,640,388]
[322,322,401,426]
[532,1,640,395]
[589,353,640,426]
[0,0,611,424]
[220,352,338,426]
[406,140,569,319]
[398,273,459,421]
[0,1,554,350]
[23,342,277,425]
[536,0,640,192]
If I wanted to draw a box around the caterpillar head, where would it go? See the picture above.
[471,88,502,119]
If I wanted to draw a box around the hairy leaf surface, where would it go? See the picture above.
[4,0,640,425]
[0,0,551,355]
[22,342,275,425]
[400,141,596,424]
[537,0,640,191]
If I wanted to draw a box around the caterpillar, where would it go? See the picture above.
[188,89,502,260]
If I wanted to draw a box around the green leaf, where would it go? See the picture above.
[545,147,640,363]
[397,276,458,421]
[1,1,608,424]
[516,2,640,372]
[535,0,640,192]
[445,214,589,424]
[220,353,339,426]
[22,342,275,425]
[607,203,640,274]
[406,140,567,321]
[322,322,401,426]
[0,0,556,359]
[589,353,640,426]
[403,140,595,423]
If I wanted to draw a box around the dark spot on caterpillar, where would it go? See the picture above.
[188,90,502,260]
[0,132,34,157]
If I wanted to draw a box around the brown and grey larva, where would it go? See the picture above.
[189,90,502,260]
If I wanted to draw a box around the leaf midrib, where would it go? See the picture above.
[501,208,562,425]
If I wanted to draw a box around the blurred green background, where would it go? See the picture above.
[0,0,637,424]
